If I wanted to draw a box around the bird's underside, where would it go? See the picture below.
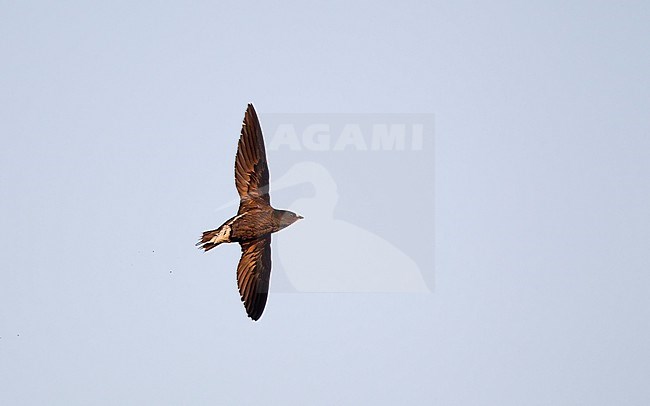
[197,103,302,321]
[198,208,274,250]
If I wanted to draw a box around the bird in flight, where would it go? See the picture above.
[197,104,303,321]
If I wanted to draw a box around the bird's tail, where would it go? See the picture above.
[196,228,226,252]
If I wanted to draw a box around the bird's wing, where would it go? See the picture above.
[236,235,272,321]
[235,104,270,213]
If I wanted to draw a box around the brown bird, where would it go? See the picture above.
[197,104,303,321]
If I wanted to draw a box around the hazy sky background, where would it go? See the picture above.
[1,1,649,404]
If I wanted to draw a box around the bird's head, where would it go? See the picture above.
[274,210,304,229]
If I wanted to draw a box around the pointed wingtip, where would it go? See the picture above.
[244,103,257,119]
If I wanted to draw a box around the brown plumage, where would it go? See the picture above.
[197,104,303,321]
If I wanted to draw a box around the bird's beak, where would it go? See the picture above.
[297,215,304,220]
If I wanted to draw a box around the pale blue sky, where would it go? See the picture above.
[1,1,649,405]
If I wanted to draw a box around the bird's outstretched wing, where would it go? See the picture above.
[236,235,272,321]
[235,104,270,213]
